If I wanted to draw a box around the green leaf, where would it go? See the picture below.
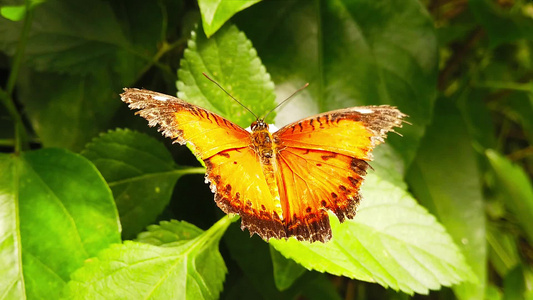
[177,24,276,127]
[198,0,261,38]
[0,154,25,299]
[0,148,120,299]
[457,89,497,150]
[82,129,205,239]
[0,0,155,76]
[486,149,533,243]
[470,0,533,47]
[236,0,437,170]
[270,174,475,295]
[4,0,168,151]
[298,274,343,300]
[136,220,204,246]
[0,5,26,21]
[406,99,485,299]
[487,223,520,277]
[66,216,233,300]
[486,284,503,300]
[17,70,120,151]
[503,265,527,300]
[0,1,45,21]
[223,224,301,299]
[270,245,306,291]
[500,92,533,144]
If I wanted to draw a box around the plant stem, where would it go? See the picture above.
[189,215,238,254]
[2,0,33,153]
[473,81,532,92]
[6,1,33,95]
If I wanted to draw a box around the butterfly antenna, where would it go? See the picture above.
[263,82,309,121]
[202,73,258,120]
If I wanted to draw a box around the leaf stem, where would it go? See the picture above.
[177,166,206,176]
[1,0,33,153]
[0,89,28,154]
[473,81,532,92]
[132,38,187,86]
[6,1,33,95]
[107,167,205,187]
[203,215,239,243]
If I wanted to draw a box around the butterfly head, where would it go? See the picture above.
[250,119,269,132]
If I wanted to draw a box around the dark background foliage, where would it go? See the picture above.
[0,0,532,299]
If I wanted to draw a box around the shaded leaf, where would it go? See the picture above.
[0,148,120,299]
[3,0,167,150]
[0,0,155,76]
[82,129,205,239]
[487,223,520,277]
[236,0,437,170]
[486,149,533,243]
[270,245,306,291]
[17,70,120,151]
[500,92,533,144]
[406,99,485,299]
[223,223,299,300]
[66,217,232,300]
[177,24,276,128]
[503,265,527,300]
[299,274,343,300]
[470,0,533,47]
[270,174,475,295]
[198,0,261,37]
[457,89,497,150]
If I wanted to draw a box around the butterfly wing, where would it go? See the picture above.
[121,88,285,239]
[273,106,406,242]
[204,148,286,239]
[121,88,251,159]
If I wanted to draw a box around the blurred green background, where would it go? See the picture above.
[1,0,532,299]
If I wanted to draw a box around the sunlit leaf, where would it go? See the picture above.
[66,217,232,299]
[177,24,276,127]
[198,0,261,37]
[270,175,475,295]
[0,149,120,299]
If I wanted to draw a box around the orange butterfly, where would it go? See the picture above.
[121,88,406,243]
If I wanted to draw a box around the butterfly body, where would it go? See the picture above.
[247,120,285,221]
[121,88,407,243]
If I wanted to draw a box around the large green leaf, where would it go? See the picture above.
[66,216,232,299]
[17,70,120,151]
[3,0,168,151]
[177,24,276,128]
[0,0,154,76]
[197,0,261,37]
[82,129,205,239]
[236,0,437,171]
[406,99,485,299]
[0,148,120,299]
[0,154,24,299]
[270,174,475,295]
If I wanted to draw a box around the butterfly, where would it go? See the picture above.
[121,88,407,243]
